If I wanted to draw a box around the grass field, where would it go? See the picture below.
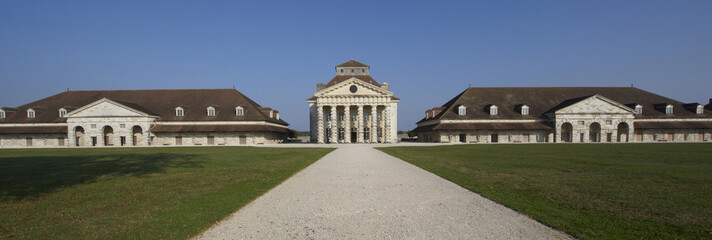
[0,146,333,239]
[378,143,712,240]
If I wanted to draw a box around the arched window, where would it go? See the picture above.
[175,107,184,117]
[665,105,673,115]
[27,109,35,118]
[59,108,67,118]
[236,106,244,116]
[521,105,529,115]
[457,105,466,115]
[489,105,498,115]
[635,105,643,114]
[207,107,215,116]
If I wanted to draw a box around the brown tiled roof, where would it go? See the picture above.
[0,126,67,134]
[325,75,380,88]
[413,122,552,132]
[336,60,369,68]
[418,87,712,124]
[0,89,288,126]
[151,124,288,133]
[634,121,712,129]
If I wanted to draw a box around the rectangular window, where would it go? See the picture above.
[606,133,612,142]
[523,134,529,143]
[175,136,183,145]
[207,136,215,145]
[28,111,35,118]
[236,108,243,116]
[120,136,126,146]
[338,113,344,122]
[176,109,184,116]
[91,124,97,129]
[26,137,33,146]
[207,108,215,116]
[578,121,585,125]
[491,134,498,143]
[580,133,584,142]
[606,120,612,125]
[92,137,97,146]
[0,111,4,118]
[58,137,65,146]
[120,124,126,128]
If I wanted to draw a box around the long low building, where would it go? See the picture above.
[414,87,712,143]
[0,89,288,147]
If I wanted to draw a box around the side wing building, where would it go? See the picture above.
[414,87,712,143]
[0,89,288,147]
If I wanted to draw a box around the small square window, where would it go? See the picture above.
[578,121,585,125]
[91,124,97,128]
[120,124,126,128]
[606,120,612,125]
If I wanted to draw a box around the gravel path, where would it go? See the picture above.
[195,144,572,239]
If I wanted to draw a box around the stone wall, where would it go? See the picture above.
[634,129,711,142]
[150,132,285,146]
[0,134,68,147]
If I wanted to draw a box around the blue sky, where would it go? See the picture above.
[1,0,711,131]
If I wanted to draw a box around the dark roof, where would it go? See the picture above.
[634,121,712,129]
[151,124,288,133]
[0,89,288,126]
[0,126,67,134]
[413,122,552,132]
[325,75,380,88]
[336,60,369,68]
[418,87,712,124]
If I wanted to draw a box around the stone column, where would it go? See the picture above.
[344,106,351,143]
[371,105,378,143]
[330,105,338,143]
[317,105,324,143]
[384,107,390,143]
[357,105,364,143]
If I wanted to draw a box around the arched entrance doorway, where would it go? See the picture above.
[617,122,629,142]
[75,126,85,146]
[589,122,601,142]
[561,122,573,143]
[103,126,114,146]
[132,126,143,146]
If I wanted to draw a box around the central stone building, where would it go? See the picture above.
[308,60,399,143]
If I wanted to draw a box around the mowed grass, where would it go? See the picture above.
[0,146,333,239]
[378,143,712,240]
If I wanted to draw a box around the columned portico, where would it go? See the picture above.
[308,60,400,144]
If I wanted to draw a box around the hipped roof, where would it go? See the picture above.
[419,87,712,124]
[0,89,288,126]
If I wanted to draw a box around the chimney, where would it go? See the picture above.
[381,82,389,90]
[317,83,325,91]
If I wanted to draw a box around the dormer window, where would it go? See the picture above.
[431,110,435,118]
[489,105,498,116]
[207,107,215,117]
[59,108,67,118]
[457,105,466,115]
[175,107,184,117]
[275,112,280,120]
[697,105,704,114]
[635,105,643,114]
[340,69,344,73]
[665,105,673,115]
[27,109,35,118]
[236,106,244,116]
[0,110,5,119]
[269,110,274,118]
[521,105,529,115]
[351,69,354,73]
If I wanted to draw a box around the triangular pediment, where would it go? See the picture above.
[67,98,154,118]
[316,78,391,97]
[556,95,635,114]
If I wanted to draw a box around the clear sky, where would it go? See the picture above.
[2,0,711,131]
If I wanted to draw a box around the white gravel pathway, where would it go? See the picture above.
[195,144,572,239]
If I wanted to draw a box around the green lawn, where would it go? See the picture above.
[378,143,712,240]
[0,146,333,239]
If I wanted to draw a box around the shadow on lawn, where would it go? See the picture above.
[0,153,203,201]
